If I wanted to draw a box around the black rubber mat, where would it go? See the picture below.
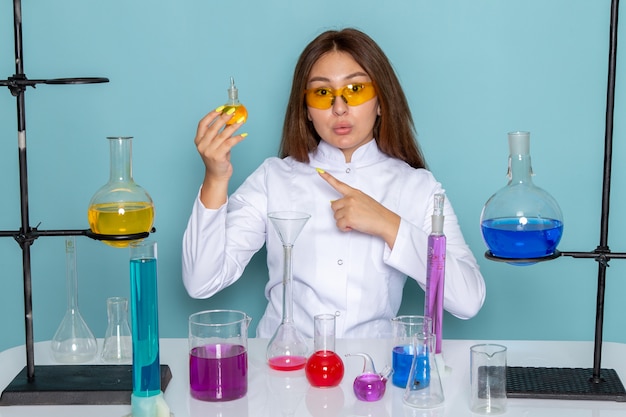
[506,366,626,402]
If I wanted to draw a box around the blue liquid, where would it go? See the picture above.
[130,257,161,397]
[392,345,430,389]
[481,217,563,259]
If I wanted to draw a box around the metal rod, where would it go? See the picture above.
[589,0,620,383]
[11,0,37,382]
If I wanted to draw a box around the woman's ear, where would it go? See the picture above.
[377,105,381,116]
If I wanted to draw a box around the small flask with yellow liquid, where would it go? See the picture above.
[87,136,154,248]
[222,76,247,125]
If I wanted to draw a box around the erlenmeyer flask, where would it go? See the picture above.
[266,211,311,371]
[51,237,98,363]
[403,333,444,409]
[101,296,133,363]
[87,136,154,248]
[480,131,563,263]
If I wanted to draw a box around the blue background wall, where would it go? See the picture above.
[1,0,626,354]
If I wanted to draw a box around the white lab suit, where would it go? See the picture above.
[183,140,485,338]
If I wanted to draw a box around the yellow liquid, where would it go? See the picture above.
[223,104,248,125]
[88,202,154,248]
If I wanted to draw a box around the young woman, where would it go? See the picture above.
[182,28,485,338]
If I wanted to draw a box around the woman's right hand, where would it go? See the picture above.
[194,106,247,208]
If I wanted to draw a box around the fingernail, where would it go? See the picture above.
[225,107,236,115]
[235,116,246,124]
[316,167,325,174]
[240,133,248,138]
[215,105,225,112]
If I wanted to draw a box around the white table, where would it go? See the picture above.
[1,338,626,416]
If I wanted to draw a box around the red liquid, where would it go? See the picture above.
[189,343,247,401]
[268,355,307,371]
[305,350,344,387]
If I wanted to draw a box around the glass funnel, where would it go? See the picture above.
[480,131,563,263]
[51,237,98,363]
[266,211,311,371]
[87,136,154,248]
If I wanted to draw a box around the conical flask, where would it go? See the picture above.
[266,211,311,371]
[403,333,444,409]
[51,237,98,363]
[101,296,133,363]
[87,136,154,248]
[480,131,563,263]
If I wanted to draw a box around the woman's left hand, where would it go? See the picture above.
[317,168,401,248]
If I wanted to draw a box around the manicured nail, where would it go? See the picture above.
[215,105,225,112]
[225,107,236,115]
[235,116,246,124]
[316,167,325,174]
[240,133,248,138]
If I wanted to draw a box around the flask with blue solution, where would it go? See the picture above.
[480,131,563,264]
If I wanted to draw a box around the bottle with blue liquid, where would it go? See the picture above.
[480,131,564,264]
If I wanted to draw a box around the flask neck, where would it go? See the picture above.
[65,237,79,311]
[314,314,337,352]
[508,153,534,185]
[108,136,133,182]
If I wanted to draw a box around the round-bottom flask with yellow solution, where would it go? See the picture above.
[222,76,248,125]
[88,136,154,248]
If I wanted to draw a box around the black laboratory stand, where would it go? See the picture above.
[486,0,626,402]
[0,0,169,406]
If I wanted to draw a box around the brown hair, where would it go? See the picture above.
[279,28,426,169]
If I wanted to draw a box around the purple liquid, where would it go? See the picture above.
[425,234,445,354]
[353,373,386,402]
[189,343,248,401]
[481,217,563,259]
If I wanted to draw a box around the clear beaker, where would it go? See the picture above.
[480,131,563,262]
[470,344,507,414]
[189,309,252,401]
[305,313,344,387]
[266,211,311,371]
[391,315,433,388]
[403,333,444,409]
[101,296,132,363]
[88,136,154,248]
[51,237,98,363]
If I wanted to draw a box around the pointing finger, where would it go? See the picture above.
[316,168,354,196]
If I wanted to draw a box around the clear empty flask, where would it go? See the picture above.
[101,296,133,363]
[403,333,444,409]
[51,237,98,363]
[480,131,564,263]
[266,211,311,371]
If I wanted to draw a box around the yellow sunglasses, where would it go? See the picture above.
[304,82,376,110]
